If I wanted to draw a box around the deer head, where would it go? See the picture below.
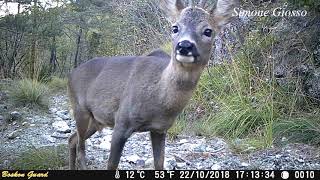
[160,0,239,66]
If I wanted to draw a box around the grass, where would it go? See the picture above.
[168,30,320,149]
[273,115,320,145]
[11,145,68,170]
[48,76,68,93]
[9,79,49,108]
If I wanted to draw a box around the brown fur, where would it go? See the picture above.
[68,0,238,170]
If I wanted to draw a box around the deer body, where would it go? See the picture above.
[68,0,238,170]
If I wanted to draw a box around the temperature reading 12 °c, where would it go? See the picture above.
[126,170,146,179]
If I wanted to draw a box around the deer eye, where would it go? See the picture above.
[203,29,212,37]
[172,26,179,34]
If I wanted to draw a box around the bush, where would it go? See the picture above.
[274,116,320,145]
[9,79,49,107]
[175,30,319,148]
[11,145,67,170]
[48,76,68,93]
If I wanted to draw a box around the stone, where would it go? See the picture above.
[177,139,188,144]
[211,163,221,170]
[49,108,58,114]
[0,115,4,124]
[52,121,71,133]
[99,141,111,150]
[304,68,320,100]
[145,158,153,168]
[8,130,20,139]
[56,110,71,120]
[43,135,56,143]
[176,162,187,169]
[241,162,249,167]
[10,111,22,121]
[136,159,145,167]
[126,154,140,164]
[98,135,112,150]
[164,156,176,170]
[54,117,63,121]
[51,132,69,139]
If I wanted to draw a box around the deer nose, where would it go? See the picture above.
[177,40,194,56]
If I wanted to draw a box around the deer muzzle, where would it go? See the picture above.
[175,40,199,63]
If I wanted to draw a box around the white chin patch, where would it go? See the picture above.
[176,54,194,63]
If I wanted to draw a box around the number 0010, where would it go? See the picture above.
[294,171,314,179]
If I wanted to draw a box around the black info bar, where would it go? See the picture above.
[1,170,318,180]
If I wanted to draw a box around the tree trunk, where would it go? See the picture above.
[74,27,82,68]
[50,36,57,73]
[29,0,38,79]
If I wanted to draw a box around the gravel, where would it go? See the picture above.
[0,93,320,170]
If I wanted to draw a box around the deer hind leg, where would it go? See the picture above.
[68,132,77,170]
[69,108,97,170]
[69,120,97,170]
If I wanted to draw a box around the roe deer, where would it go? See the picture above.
[68,0,238,170]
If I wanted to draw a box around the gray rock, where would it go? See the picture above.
[10,111,22,121]
[21,121,28,126]
[0,115,5,123]
[126,154,140,164]
[193,144,207,152]
[49,107,58,114]
[98,134,112,150]
[98,140,111,150]
[176,162,187,169]
[52,121,71,133]
[54,117,63,121]
[0,115,5,124]
[56,110,71,120]
[164,156,176,170]
[145,158,153,168]
[211,163,221,170]
[304,68,320,100]
[241,162,249,167]
[136,159,145,167]
[51,132,69,139]
[42,135,56,143]
[8,130,20,139]
[1,160,10,168]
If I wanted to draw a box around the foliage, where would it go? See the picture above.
[11,145,67,170]
[0,0,169,78]
[171,29,319,148]
[48,76,68,93]
[287,0,320,12]
[274,116,320,145]
[9,79,49,107]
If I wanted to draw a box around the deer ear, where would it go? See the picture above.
[160,0,185,23]
[210,0,239,32]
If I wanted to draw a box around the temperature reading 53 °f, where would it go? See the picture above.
[126,170,145,179]
[154,171,175,179]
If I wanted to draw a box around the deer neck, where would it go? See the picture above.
[158,58,203,113]
[163,60,202,91]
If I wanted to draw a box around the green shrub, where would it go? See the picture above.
[168,108,190,141]
[273,116,320,145]
[9,79,49,107]
[48,76,68,92]
[12,145,67,170]
[174,31,319,148]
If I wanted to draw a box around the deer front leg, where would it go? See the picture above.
[150,131,166,170]
[107,125,132,170]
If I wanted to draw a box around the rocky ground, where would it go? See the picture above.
[0,92,320,170]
